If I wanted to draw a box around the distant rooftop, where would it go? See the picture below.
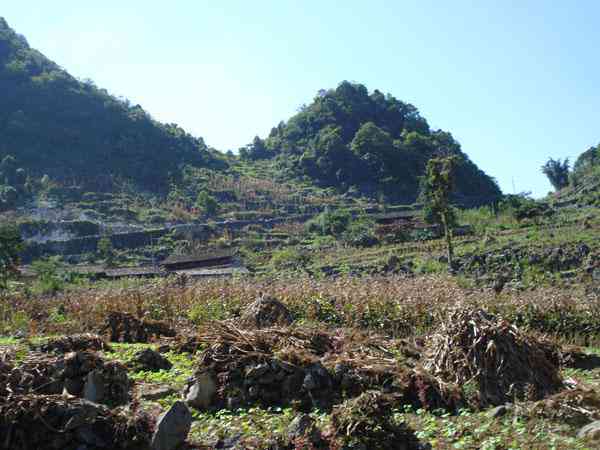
[161,250,235,266]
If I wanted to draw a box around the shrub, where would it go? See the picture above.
[342,214,378,247]
[305,208,352,236]
[31,257,65,294]
[270,247,310,270]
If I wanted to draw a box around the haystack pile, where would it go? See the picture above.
[100,311,175,343]
[329,391,421,450]
[0,394,152,450]
[187,321,460,411]
[0,350,131,406]
[0,352,64,397]
[158,335,203,354]
[424,308,564,407]
[37,333,111,353]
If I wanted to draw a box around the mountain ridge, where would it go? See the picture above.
[240,81,502,205]
[0,17,222,192]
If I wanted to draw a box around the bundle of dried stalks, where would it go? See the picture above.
[198,321,335,363]
[0,394,152,450]
[99,311,175,343]
[526,388,600,427]
[424,308,564,407]
[194,321,460,411]
[0,353,64,398]
[37,333,111,354]
[329,390,421,450]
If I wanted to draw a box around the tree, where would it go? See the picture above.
[541,158,570,191]
[98,235,115,267]
[239,136,270,160]
[0,185,17,211]
[573,145,600,177]
[0,223,23,290]
[0,155,18,185]
[421,156,460,270]
[196,191,219,217]
[350,122,393,158]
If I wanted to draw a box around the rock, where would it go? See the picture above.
[247,385,259,399]
[287,414,321,444]
[157,344,171,353]
[83,370,105,403]
[578,420,600,440]
[151,401,192,450]
[488,404,512,418]
[214,433,244,449]
[13,329,28,339]
[64,377,85,396]
[239,295,293,329]
[303,373,318,391]
[333,362,348,380]
[303,363,331,391]
[246,363,270,379]
[227,396,242,410]
[77,425,108,447]
[141,385,177,401]
[130,348,173,372]
[185,372,216,409]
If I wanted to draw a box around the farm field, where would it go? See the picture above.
[1,203,600,449]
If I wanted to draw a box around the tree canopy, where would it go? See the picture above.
[249,81,501,205]
[541,158,570,191]
[0,17,224,193]
[421,156,460,268]
[573,144,600,177]
[0,223,23,289]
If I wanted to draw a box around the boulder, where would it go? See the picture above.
[487,404,512,419]
[130,348,172,372]
[151,401,192,450]
[287,414,321,444]
[239,295,293,329]
[185,371,217,409]
[578,420,600,440]
[141,385,178,401]
[83,370,105,403]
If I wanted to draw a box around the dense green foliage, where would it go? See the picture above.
[541,157,570,191]
[97,235,115,267]
[305,208,378,247]
[0,17,223,192]
[421,156,459,267]
[573,144,600,177]
[0,155,30,210]
[244,81,501,205]
[0,223,23,289]
[195,190,219,217]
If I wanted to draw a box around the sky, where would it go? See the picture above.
[3,1,600,197]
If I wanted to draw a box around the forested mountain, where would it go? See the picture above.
[0,18,222,192]
[0,18,500,210]
[241,81,502,205]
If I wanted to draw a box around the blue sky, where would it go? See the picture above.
[4,1,599,197]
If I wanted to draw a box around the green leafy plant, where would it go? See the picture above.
[0,223,23,290]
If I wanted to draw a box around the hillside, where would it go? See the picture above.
[0,20,503,228]
[551,143,600,208]
[0,17,223,193]
[241,81,502,206]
